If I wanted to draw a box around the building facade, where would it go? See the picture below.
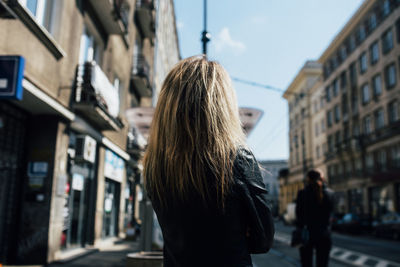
[319,0,400,218]
[281,61,322,215]
[0,0,179,265]
[259,160,288,216]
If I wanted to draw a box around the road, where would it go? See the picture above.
[254,220,400,267]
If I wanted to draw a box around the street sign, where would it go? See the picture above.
[0,55,25,100]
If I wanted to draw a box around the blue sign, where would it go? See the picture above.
[0,55,25,100]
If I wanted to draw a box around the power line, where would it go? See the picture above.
[232,77,285,94]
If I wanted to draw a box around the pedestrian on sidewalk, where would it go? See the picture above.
[295,169,334,267]
[143,56,274,267]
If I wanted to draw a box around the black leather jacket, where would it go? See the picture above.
[151,148,275,267]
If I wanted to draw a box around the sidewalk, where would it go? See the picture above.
[48,240,140,267]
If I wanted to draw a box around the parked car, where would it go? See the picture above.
[334,213,371,234]
[331,213,344,231]
[373,212,400,240]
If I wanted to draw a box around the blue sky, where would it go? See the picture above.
[173,0,364,160]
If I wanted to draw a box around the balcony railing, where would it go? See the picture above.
[131,55,152,100]
[88,0,129,35]
[134,0,155,41]
[360,120,400,147]
[74,61,123,131]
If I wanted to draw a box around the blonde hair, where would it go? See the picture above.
[143,56,246,207]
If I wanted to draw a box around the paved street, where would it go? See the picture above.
[269,220,400,267]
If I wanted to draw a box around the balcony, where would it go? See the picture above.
[131,54,152,100]
[127,126,146,160]
[74,61,124,131]
[361,121,400,147]
[88,0,129,35]
[134,0,155,41]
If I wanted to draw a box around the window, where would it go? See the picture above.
[382,28,394,54]
[328,135,334,152]
[320,96,324,109]
[366,153,374,172]
[333,79,339,97]
[361,83,370,104]
[349,62,357,87]
[384,63,397,89]
[388,101,399,123]
[349,35,356,52]
[340,71,347,90]
[325,86,331,102]
[78,27,103,65]
[396,18,400,43]
[370,41,379,65]
[377,150,387,171]
[364,115,372,134]
[327,110,333,127]
[374,108,385,129]
[352,95,359,114]
[345,161,352,175]
[18,0,55,32]
[342,94,348,117]
[358,25,366,43]
[340,46,347,61]
[313,100,318,113]
[355,157,362,172]
[383,0,391,17]
[359,52,368,74]
[315,123,319,137]
[391,145,400,167]
[316,146,320,158]
[334,105,341,122]
[370,13,377,31]
[372,74,382,97]
[321,119,325,132]
[335,130,341,147]
[353,120,360,137]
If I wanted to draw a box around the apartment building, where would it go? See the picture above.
[281,61,322,213]
[0,0,179,265]
[320,0,400,218]
[310,79,328,180]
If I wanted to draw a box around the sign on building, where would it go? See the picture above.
[0,56,25,100]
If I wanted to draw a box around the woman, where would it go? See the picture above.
[143,56,274,267]
[295,169,334,267]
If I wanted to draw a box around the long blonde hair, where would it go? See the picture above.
[143,56,246,207]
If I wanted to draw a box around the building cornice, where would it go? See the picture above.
[318,0,375,64]
[283,62,322,99]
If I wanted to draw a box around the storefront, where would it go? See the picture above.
[61,133,97,250]
[348,188,364,214]
[369,185,393,220]
[102,150,125,238]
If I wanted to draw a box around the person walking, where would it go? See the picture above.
[295,169,334,267]
[143,56,274,267]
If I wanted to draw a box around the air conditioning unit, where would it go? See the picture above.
[75,135,97,163]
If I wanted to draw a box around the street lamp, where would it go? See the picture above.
[201,0,211,55]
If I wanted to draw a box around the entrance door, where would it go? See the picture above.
[0,102,27,263]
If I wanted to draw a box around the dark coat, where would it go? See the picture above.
[150,148,275,267]
[295,184,334,238]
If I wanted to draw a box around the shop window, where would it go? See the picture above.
[370,41,380,65]
[374,108,385,129]
[388,101,399,123]
[359,52,368,74]
[361,83,370,104]
[382,28,394,54]
[372,74,382,98]
[384,63,397,90]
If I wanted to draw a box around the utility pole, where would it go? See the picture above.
[201,0,211,55]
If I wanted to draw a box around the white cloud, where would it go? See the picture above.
[214,27,246,54]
